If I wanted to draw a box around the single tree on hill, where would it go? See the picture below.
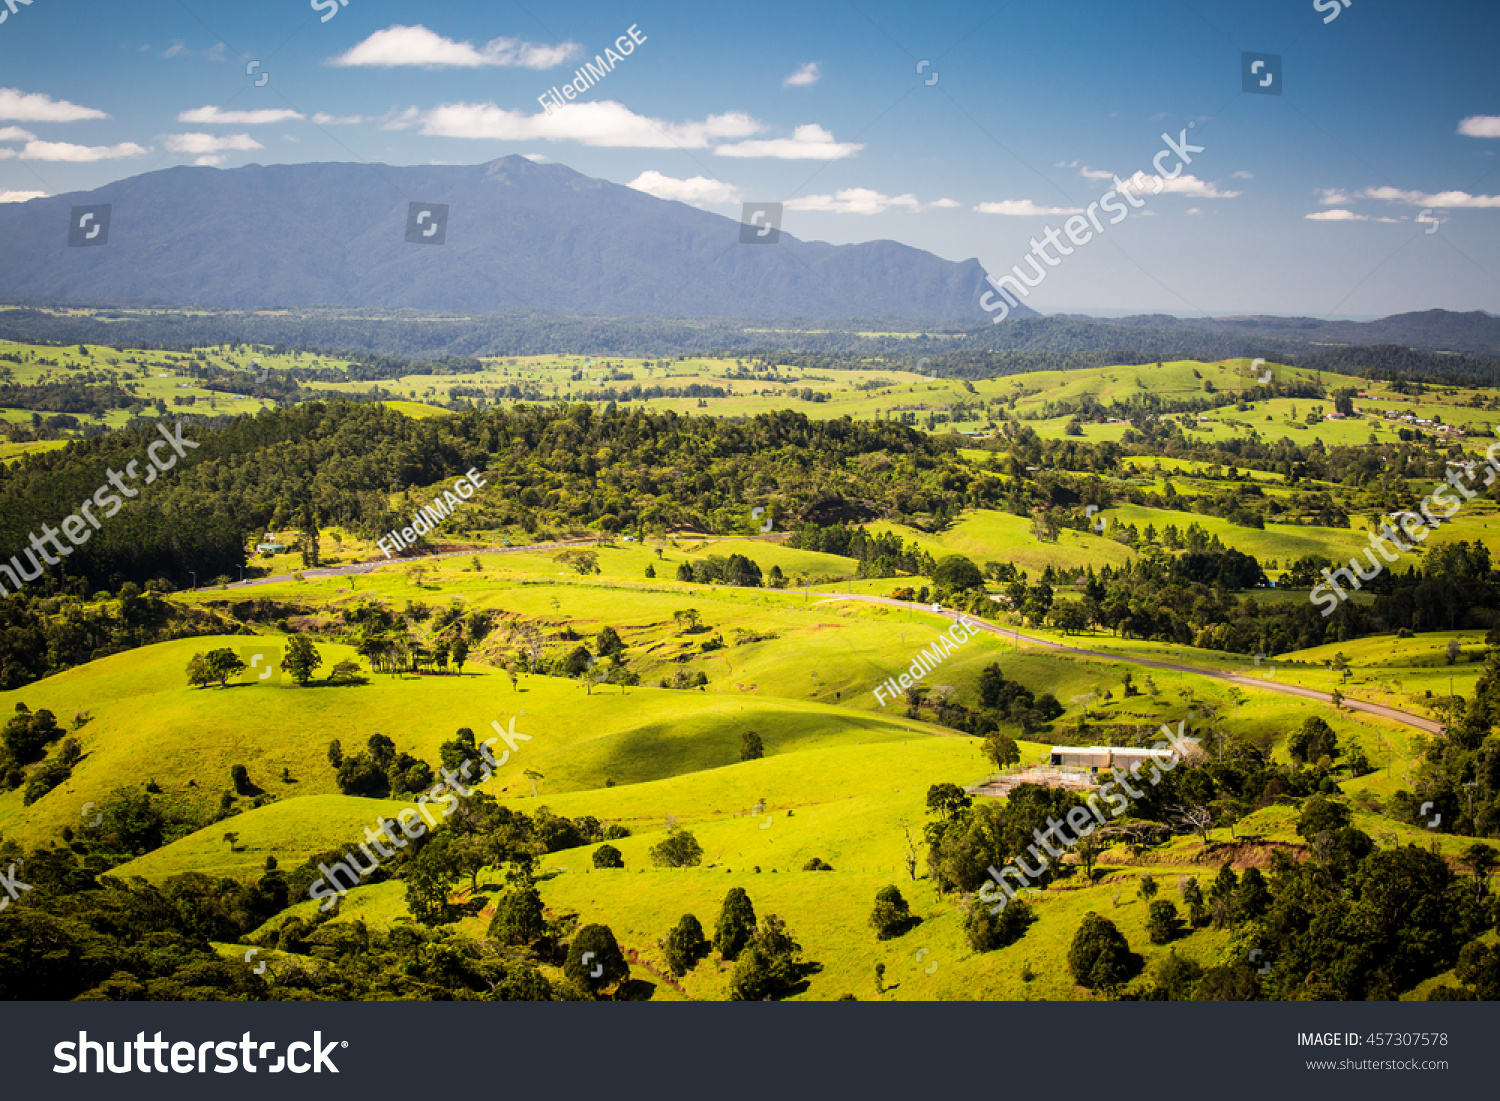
[741,730,764,761]
[982,732,1020,772]
[1068,912,1135,996]
[281,635,323,686]
[870,885,914,940]
[649,827,703,868]
[565,924,629,997]
[714,887,757,960]
[662,914,710,976]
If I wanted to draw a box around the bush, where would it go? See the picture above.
[662,913,709,976]
[728,915,803,1001]
[488,883,546,946]
[592,844,624,869]
[713,887,757,960]
[22,758,71,805]
[1146,899,1182,944]
[230,764,253,795]
[869,885,914,940]
[564,924,629,996]
[802,857,834,871]
[963,895,1034,951]
[740,730,764,761]
[1068,912,1135,993]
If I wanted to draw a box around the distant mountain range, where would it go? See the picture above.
[1100,309,1500,358]
[0,155,1006,320]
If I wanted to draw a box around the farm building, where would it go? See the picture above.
[1048,746,1176,772]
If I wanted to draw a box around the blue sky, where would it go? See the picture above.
[1,0,1497,317]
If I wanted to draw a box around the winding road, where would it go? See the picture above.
[213,538,1444,737]
[819,594,1447,737]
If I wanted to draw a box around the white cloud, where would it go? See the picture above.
[310,113,363,125]
[0,190,47,202]
[521,153,549,162]
[1459,115,1500,138]
[163,41,226,61]
[1316,188,1352,205]
[783,62,821,87]
[0,126,35,142]
[1185,207,1202,215]
[975,199,1084,216]
[1306,209,1368,221]
[715,123,862,160]
[628,170,741,206]
[418,100,762,149]
[0,88,108,122]
[165,132,262,154]
[382,107,421,132]
[1126,171,1240,198]
[786,188,920,214]
[330,25,579,69]
[18,140,148,161]
[1360,185,1500,209]
[1232,170,1254,179]
[0,149,13,160]
[929,197,960,208]
[195,155,224,166]
[179,106,305,124]
[1076,166,1114,181]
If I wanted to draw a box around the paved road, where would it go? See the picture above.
[217,532,787,592]
[819,593,1446,736]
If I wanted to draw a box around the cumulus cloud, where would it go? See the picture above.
[975,199,1084,216]
[1315,188,1353,205]
[164,132,262,154]
[1305,209,1367,221]
[1124,171,1241,198]
[1360,185,1500,209]
[715,123,862,159]
[0,126,35,142]
[178,106,305,124]
[1459,115,1500,138]
[786,188,920,214]
[929,197,960,208]
[18,140,148,161]
[0,190,47,202]
[783,62,821,87]
[418,100,762,148]
[627,170,741,206]
[1232,170,1254,179]
[331,25,579,69]
[0,88,108,122]
[311,113,364,125]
